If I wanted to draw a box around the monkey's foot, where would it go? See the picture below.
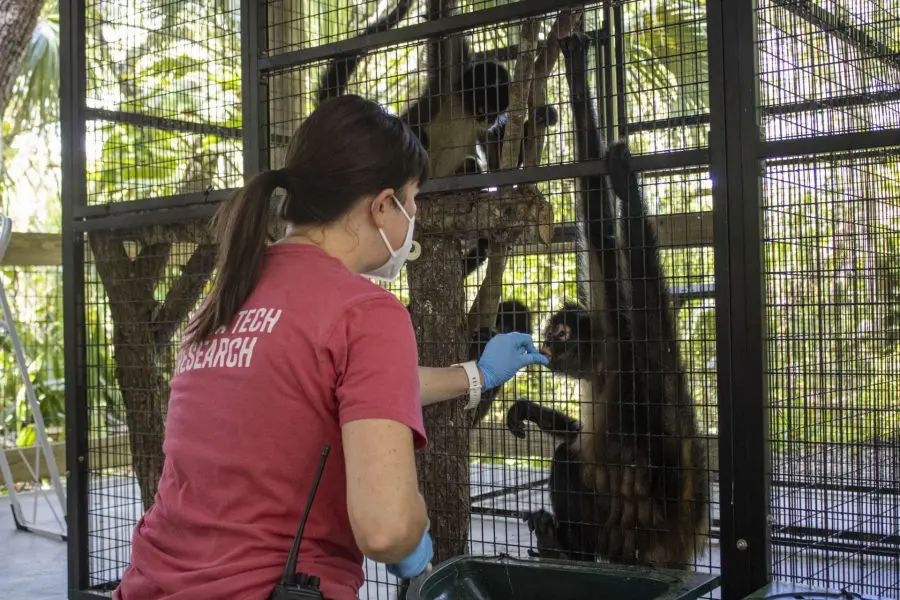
[523,509,572,560]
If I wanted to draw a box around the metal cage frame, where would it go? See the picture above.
[59,0,900,598]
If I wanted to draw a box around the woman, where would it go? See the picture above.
[114,94,547,600]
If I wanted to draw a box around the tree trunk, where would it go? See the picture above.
[89,229,217,510]
[407,234,469,562]
[88,153,219,510]
[0,0,45,114]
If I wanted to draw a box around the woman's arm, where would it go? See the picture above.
[332,297,431,564]
[418,332,549,407]
[418,366,484,406]
[343,418,428,563]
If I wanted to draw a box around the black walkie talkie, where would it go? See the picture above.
[270,445,331,600]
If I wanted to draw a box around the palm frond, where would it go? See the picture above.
[4,0,60,141]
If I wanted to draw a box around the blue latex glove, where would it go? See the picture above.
[477,332,549,391]
[386,528,433,579]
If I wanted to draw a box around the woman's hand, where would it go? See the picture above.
[386,527,433,579]
[476,332,548,391]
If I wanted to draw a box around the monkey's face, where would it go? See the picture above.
[532,104,560,128]
[461,62,511,126]
[542,303,594,376]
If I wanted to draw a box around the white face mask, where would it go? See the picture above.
[365,194,420,282]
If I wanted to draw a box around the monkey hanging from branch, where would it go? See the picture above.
[504,29,710,569]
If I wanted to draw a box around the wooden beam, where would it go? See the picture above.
[652,210,714,247]
[2,232,62,267]
[0,211,715,269]
[3,434,131,484]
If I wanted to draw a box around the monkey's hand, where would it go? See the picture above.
[506,399,531,439]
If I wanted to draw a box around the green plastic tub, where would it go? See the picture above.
[742,582,891,599]
[406,555,721,600]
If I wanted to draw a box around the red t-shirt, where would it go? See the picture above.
[114,243,427,600]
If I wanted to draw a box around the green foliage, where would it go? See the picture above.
[0,1,67,453]
[83,0,243,205]
[0,267,65,444]
[763,157,900,451]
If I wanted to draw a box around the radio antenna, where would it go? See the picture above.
[280,445,331,586]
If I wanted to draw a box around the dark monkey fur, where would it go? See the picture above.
[505,32,709,569]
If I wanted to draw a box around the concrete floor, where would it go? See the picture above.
[0,489,67,600]
[1,467,720,600]
[2,464,897,599]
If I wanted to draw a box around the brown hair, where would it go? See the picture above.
[186,95,429,342]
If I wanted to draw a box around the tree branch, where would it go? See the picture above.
[151,243,217,348]
[469,19,541,329]
[0,0,45,115]
[133,242,172,299]
[88,233,135,305]
[415,185,553,242]
[500,20,540,170]
[133,222,214,246]
[523,9,583,167]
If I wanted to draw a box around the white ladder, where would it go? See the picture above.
[0,214,67,540]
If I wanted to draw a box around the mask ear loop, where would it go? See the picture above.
[408,240,421,261]
[391,193,421,261]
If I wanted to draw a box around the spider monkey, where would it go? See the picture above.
[316,0,516,290]
[405,58,511,179]
[315,0,417,104]
[315,0,511,178]
[505,32,709,569]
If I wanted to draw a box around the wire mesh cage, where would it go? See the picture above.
[59,0,900,598]
[755,0,900,596]
[762,147,900,597]
[83,0,244,206]
[260,3,719,598]
[80,223,217,589]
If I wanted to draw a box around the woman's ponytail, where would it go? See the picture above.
[185,94,430,342]
[185,170,280,342]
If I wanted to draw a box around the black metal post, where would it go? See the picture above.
[612,2,627,138]
[708,0,771,598]
[258,0,591,72]
[242,0,267,178]
[760,128,900,159]
[599,6,614,142]
[66,150,713,234]
[60,0,90,594]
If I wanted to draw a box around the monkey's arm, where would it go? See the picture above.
[506,399,581,442]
